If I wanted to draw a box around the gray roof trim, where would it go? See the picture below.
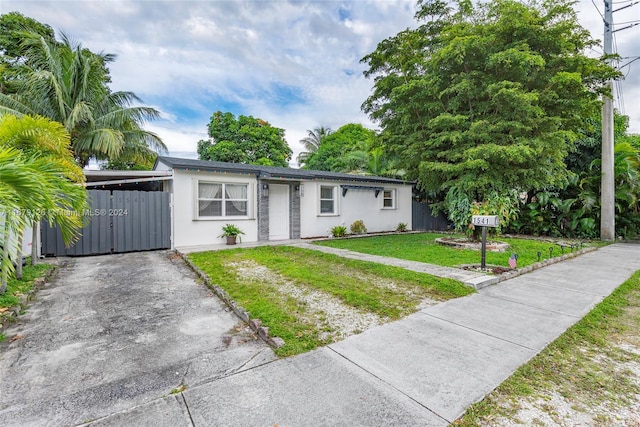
[155,156,412,185]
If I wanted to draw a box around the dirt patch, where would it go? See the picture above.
[227,259,385,341]
[486,353,640,426]
[474,302,640,426]
[435,236,510,252]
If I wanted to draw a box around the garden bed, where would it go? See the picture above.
[434,236,510,252]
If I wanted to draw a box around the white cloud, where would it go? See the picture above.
[3,0,639,163]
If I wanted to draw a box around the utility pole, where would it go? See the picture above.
[601,0,615,241]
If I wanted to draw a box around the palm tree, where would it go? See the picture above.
[0,115,87,292]
[297,126,332,166]
[0,33,165,167]
[343,146,406,178]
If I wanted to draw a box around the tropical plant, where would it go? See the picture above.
[330,225,348,238]
[0,115,87,293]
[218,224,245,237]
[198,111,292,167]
[296,126,332,166]
[510,112,640,239]
[0,30,165,167]
[396,223,408,232]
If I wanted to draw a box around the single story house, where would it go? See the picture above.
[154,156,413,249]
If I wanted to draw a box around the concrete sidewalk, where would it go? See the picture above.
[88,243,639,426]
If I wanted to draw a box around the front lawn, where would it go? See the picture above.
[188,245,472,357]
[455,270,640,425]
[315,232,601,269]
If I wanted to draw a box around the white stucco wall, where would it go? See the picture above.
[170,169,259,248]
[22,225,34,256]
[299,181,412,238]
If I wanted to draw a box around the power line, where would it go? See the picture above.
[592,0,605,18]
[613,19,640,25]
[612,32,623,111]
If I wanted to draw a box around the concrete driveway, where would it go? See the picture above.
[0,251,276,426]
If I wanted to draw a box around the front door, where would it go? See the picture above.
[268,184,290,240]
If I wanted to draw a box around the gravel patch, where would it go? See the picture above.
[227,260,385,341]
[483,342,640,426]
[490,389,640,426]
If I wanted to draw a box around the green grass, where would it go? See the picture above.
[315,233,602,269]
[188,246,473,357]
[455,270,640,426]
[0,262,53,310]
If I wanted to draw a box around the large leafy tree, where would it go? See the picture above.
[197,111,292,167]
[0,114,87,293]
[301,123,404,177]
[362,0,619,229]
[0,24,165,167]
[302,123,375,172]
[0,11,56,94]
[296,126,332,166]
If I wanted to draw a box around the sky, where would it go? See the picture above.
[2,0,639,167]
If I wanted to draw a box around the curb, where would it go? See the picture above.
[0,263,58,333]
[176,251,285,350]
[471,246,598,290]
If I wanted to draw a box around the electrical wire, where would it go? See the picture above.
[591,0,605,19]
[613,19,640,25]
[611,30,627,114]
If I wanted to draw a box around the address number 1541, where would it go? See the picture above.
[471,215,500,227]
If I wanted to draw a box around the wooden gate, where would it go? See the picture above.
[41,190,171,256]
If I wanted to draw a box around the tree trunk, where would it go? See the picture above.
[31,220,39,266]
[0,220,10,295]
[15,231,23,280]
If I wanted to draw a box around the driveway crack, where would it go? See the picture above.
[180,394,196,426]
[229,348,271,375]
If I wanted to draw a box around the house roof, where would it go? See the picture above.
[155,156,412,185]
[83,169,173,189]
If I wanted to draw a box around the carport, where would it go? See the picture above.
[41,170,173,256]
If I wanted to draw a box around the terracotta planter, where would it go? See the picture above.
[226,236,237,245]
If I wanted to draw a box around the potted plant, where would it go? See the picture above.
[219,223,244,245]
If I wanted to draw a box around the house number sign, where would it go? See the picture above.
[471,215,500,228]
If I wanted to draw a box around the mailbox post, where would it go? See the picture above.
[471,215,500,269]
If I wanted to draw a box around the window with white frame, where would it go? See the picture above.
[319,185,337,214]
[198,182,248,218]
[382,189,396,209]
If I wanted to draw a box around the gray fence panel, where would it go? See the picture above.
[42,190,170,256]
[111,190,128,252]
[160,192,171,248]
[41,190,112,256]
[149,191,170,250]
[41,221,66,257]
[87,190,112,255]
[412,201,450,231]
[112,190,170,253]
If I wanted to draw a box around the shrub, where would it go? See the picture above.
[331,225,347,237]
[350,220,367,234]
[396,222,408,232]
